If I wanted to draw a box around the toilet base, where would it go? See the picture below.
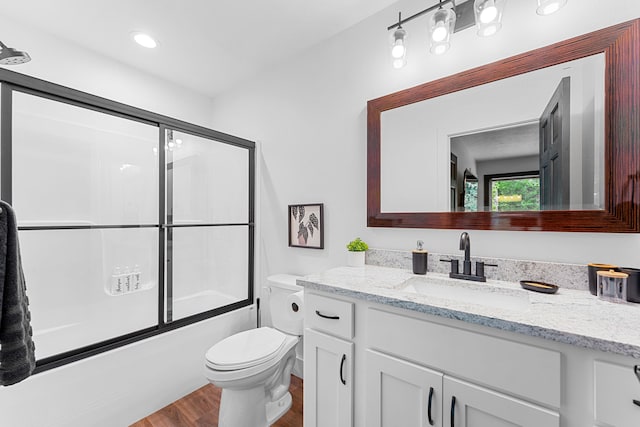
[266,391,292,425]
[218,387,292,427]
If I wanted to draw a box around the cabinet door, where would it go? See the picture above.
[304,328,354,427]
[443,377,559,427]
[366,349,443,427]
[594,360,640,427]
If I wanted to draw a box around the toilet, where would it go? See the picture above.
[204,274,303,427]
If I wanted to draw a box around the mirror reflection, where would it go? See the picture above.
[381,53,605,213]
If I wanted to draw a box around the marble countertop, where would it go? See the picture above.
[299,265,640,359]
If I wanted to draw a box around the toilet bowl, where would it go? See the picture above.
[204,274,303,427]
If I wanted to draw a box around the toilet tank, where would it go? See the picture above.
[267,274,303,335]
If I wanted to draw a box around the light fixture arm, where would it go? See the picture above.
[387,0,456,31]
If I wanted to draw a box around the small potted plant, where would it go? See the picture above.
[346,237,369,267]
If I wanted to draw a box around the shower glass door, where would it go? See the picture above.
[10,91,160,359]
[1,76,255,371]
[165,129,251,321]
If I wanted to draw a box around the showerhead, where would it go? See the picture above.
[0,41,31,65]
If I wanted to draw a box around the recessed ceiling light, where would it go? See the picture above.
[132,32,158,49]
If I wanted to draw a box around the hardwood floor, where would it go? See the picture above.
[130,375,303,427]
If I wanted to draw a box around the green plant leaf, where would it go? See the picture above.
[346,237,368,251]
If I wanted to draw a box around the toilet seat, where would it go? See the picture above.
[205,327,289,371]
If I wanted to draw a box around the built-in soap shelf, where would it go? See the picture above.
[105,266,154,296]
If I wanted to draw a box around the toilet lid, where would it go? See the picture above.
[205,327,288,371]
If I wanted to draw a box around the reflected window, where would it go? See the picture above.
[488,173,540,211]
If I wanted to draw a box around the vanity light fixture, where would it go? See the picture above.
[474,0,505,37]
[387,0,568,67]
[536,0,567,15]
[429,4,457,54]
[390,12,408,69]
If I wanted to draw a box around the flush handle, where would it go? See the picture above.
[633,399,640,407]
[339,354,347,385]
[316,310,340,320]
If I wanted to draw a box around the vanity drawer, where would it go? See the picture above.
[305,293,354,340]
[594,360,640,427]
[366,307,561,408]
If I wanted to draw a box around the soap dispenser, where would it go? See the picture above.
[412,240,428,275]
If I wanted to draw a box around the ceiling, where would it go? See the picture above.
[0,0,399,98]
[451,123,540,163]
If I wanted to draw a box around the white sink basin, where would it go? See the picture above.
[400,276,530,311]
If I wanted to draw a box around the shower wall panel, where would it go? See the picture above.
[20,228,158,359]
[12,92,158,225]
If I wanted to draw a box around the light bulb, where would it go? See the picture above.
[432,44,448,55]
[429,8,455,54]
[432,21,448,42]
[537,0,567,15]
[474,0,503,37]
[479,1,498,23]
[480,24,498,36]
[391,41,406,59]
[390,26,407,68]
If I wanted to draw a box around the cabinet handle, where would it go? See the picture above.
[339,354,347,385]
[633,399,640,407]
[427,387,435,425]
[316,310,340,320]
[450,395,456,427]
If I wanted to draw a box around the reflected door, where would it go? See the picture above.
[539,77,570,210]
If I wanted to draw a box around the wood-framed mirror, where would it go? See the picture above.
[367,19,639,232]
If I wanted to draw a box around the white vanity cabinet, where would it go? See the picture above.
[366,349,444,427]
[304,293,355,427]
[365,307,560,427]
[442,377,558,427]
[366,347,559,427]
[304,287,640,426]
[593,360,640,427]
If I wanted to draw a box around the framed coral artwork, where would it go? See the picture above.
[288,203,324,249]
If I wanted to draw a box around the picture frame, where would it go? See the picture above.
[288,203,324,249]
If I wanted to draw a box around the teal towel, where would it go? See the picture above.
[0,201,35,386]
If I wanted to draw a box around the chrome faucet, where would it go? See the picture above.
[459,232,471,275]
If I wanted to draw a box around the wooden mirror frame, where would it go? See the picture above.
[368,19,640,232]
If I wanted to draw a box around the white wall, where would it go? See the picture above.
[209,0,640,280]
[0,16,213,126]
[0,14,256,427]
